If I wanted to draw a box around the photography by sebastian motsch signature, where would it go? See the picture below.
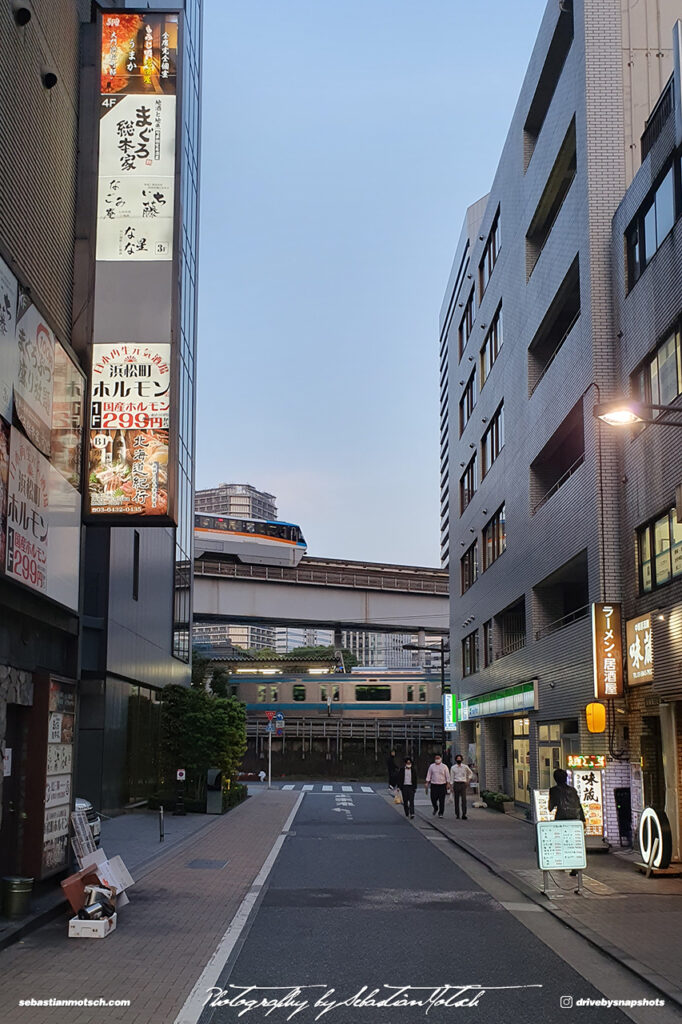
[202,983,544,1019]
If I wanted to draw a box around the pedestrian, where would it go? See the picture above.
[449,754,473,820]
[258,770,266,784]
[386,749,399,791]
[549,769,585,823]
[425,753,450,817]
[396,756,418,819]
[549,768,586,876]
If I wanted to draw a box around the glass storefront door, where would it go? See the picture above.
[538,723,561,790]
[513,717,530,803]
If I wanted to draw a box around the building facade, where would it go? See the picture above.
[611,26,682,861]
[443,0,679,845]
[195,482,277,520]
[0,0,91,883]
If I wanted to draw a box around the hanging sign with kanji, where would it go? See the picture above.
[626,613,653,685]
[591,603,623,699]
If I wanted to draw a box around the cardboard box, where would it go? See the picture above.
[68,912,117,939]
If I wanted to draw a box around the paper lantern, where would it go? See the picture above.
[586,702,606,733]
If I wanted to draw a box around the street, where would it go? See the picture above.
[0,787,679,1024]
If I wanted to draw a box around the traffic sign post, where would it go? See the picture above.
[265,713,275,788]
[174,768,186,816]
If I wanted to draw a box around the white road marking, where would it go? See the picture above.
[173,792,304,1024]
[342,785,353,791]
[282,784,295,790]
[302,784,314,791]
[322,785,333,792]
[361,786,374,793]
[500,902,543,912]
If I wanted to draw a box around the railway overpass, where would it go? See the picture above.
[192,555,449,634]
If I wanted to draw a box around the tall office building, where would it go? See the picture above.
[442,0,678,843]
[195,482,277,520]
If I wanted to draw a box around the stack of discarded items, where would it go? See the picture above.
[60,809,134,938]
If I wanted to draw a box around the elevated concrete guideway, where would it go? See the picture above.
[193,555,449,633]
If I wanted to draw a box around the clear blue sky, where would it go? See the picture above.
[196,0,546,566]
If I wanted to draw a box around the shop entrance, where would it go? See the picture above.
[641,715,665,810]
[0,704,25,877]
[513,717,530,803]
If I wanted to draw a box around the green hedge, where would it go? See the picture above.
[481,789,514,811]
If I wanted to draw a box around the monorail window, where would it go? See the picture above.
[354,685,391,701]
[293,684,306,701]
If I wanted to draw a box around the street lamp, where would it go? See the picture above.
[594,398,682,428]
[402,638,449,697]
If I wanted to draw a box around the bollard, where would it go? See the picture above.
[159,805,165,842]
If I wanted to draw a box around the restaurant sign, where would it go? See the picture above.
[591,603,624,699]
[626,613,653,685]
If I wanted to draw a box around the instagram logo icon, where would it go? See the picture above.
[560,996,574,1009]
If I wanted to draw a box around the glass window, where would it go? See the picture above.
[406,685,414,702]
[462,631,479,677]
[419,685,426,703]
[481,306,503,385]
[654,514,671,585]
[332,685,340,701]
[484,619,493,667]
[257,686,267,702]
[656,168,675,244]
[270,687,278,702]
[320,686,328,700]
[459,371,477,435]
[657,333,678,406]
[293,684,306,701]
[643,202,657,262]
[482,403,504,476]
[460,540,478,594]
[459,454,477,514]
[639,526,652,592]
[354,685,391,701]
[483,504,507,570]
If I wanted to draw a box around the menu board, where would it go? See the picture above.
[536,820,586,871]
[572,769,604,837]
[42,679,76,875]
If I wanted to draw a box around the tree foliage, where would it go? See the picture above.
[288,645,359,670]
[209,666,231,698]
[191,649,210,689]
[159,684,247,800]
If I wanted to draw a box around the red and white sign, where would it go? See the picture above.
[265,711,276,721]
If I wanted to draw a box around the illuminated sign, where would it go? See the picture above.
[97,13,177,263]
[638,807,672,869]
[572,768,604,837]
[443,694,458,732]
[0,255,18,421]
[458,680,537,720]
[567,754,606,770]
[591,603,624,699]
[626,613,653,685]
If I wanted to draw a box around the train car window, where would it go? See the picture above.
[217,518,229,531]
[407,685,414,702]
[419,685,427,703]
[244,522,256,533]
[228,520,239,531]
[257,686,267,702]
[354,685,391,701]
[293,684,306,701]
[332,685,340,701]
[320,685,328,700]
[270,686,278,702]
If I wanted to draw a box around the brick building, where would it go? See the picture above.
[442,0,679,843]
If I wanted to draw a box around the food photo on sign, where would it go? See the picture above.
[87,428,169,516]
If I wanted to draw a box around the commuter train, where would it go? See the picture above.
[194,513,307,567]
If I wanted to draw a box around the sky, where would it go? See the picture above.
[196,0,547,567]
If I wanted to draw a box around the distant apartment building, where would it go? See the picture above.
[195,483,277,520]
[442,0,678,844]
[276,628,334,653]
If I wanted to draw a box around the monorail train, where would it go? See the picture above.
[194,513,307,567]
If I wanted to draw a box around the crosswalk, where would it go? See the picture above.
[277,783,376,794]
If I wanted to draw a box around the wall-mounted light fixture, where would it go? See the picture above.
[12,2,32,26]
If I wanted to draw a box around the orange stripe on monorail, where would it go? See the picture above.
[194,527,297,546]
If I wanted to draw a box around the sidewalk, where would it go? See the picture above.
[405,790,682,1008]
[0,788,298,1024]
[0,800,227,951]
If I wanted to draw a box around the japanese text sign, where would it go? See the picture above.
[591,603,623,699]
[572,768,604,837]
[626,614,653,685]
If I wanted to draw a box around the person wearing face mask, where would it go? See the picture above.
[449,754,474,820]
[425,753,450,817]
[396,756,418,819]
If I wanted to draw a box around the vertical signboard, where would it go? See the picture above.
[591,603,624,699]
[14,290,55,457]
[572,768,604,838]
[87,343,170,516]
[89,11,179,523]
[625,613,654,686]
[42,679,76,875]
[0,255,18,421]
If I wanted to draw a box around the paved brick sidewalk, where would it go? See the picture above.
[0,790,298,1024]
[403,791,682,1006]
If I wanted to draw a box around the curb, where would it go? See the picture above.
[415,806,682,1011]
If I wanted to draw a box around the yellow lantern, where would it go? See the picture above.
[586,702,606,733]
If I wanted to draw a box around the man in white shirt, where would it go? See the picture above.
[450,755,474,819]
[425,754,450,817]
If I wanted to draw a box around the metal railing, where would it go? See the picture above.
[495,635,526,660]
[247,716,444,753]
[535,603,589,641]
[531,453,585,515]
[641,76,674,160]
[195,558,449,595]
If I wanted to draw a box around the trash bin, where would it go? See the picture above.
[206,768,223,815]
[1,877,34,919]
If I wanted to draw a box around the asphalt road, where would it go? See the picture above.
[195,790,636,1024]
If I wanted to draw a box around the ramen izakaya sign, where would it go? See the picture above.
[591,603,624,699]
